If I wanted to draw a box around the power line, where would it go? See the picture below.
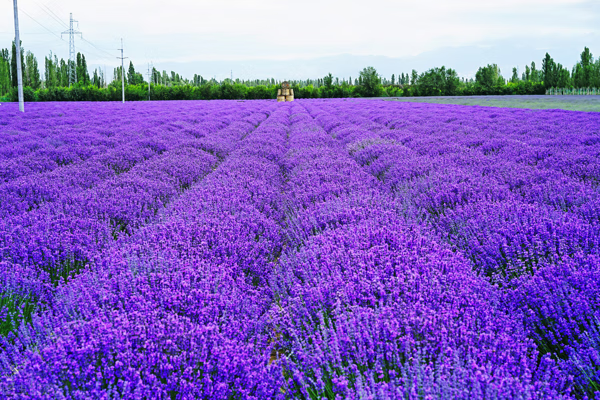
[38,2,116,59]
[25,0,68,30]
[14,3,128,90]
[21,4,115,64]
[70,37,115,63]
[38,2,68,28]
[19,7,103,64]
[80,37,115,59]
[19,7,65,44]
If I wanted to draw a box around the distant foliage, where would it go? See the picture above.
[1,44,599,100]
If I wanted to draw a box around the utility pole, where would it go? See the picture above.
[146,62,152,101]
[61,13,82,87]
[117,39,128,103]
[231,70,233,83]
[12,0,24,112]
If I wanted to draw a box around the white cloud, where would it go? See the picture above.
[0,0,598,78]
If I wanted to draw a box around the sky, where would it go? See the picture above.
[1,0,598,81]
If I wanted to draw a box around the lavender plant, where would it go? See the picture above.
[0,99,599,399]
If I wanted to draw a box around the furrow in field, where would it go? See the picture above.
[255,101,566,398]
[0,102,295,398]
[0,102,255,217]
[0,103,273,340]
[0,103,171,182]
[305,101,600,281]
[303,99,600,397]
[1,99,597,399]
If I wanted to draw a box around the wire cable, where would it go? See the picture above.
[39,3,69,28]
[16,3,118,71]
[19,8,65,44]
[75,43,115,63]
[21,2,115,62]
[27,0,69,30]
[80,37,116,59]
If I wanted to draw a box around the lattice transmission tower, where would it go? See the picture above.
[61,13,82,87]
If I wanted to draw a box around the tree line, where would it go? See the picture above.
[1,43,599,101]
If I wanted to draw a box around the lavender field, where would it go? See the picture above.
[0,99,599,399]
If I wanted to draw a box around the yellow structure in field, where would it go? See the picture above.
[277,81,294,102]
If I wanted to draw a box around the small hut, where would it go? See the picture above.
[277,81,294,102]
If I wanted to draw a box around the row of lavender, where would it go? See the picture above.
[0,101,273,337]
[0,100,598,398]
[303,100,600,398]
[0,102,214,183]
[1,101,292,398]
[266,103,566,399]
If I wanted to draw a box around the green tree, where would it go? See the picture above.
[416,66,460,96]
[542,53,557,89]
[92,69,99,88]
[128,61,136,85]
[357,66,382,97]
[511,67,519,83]
[152,68,161,85]
[24,51,41,89]
[11,41,24,88]
[410,70,418,85]
[127,61,144,85]
[417,68,444,96]
[476,64,503,89]
[530,62,539,82]
[76,53,90,85]
[59,58,69,87]
[91,68,105,88]
[219,81,247,99]
[193,73,205,86]
[113,65,124,86]
[0,55,10,95]
[44,52,57,88]
[556,64,571,88]
[0,49,9,65]
[572,47,595,87]
[323,73,333,89]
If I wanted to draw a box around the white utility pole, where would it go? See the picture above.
[61,13,82,87]
[147,62,152,101]
[117,39,128,103]
[12,0,24,112]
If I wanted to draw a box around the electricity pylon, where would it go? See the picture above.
[61,13,82,87]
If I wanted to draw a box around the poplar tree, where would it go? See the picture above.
[76,52,90,85]
[511,67,519,83]
[11,41,24,88]
[25,51,41,89]
[542,53,557,89]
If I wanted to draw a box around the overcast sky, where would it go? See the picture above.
[1,0,598,80]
